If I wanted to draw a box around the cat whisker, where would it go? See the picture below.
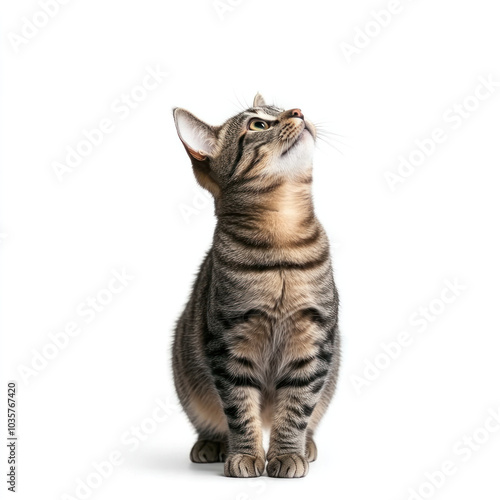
[232,91,250,112]
[316,134,345,155]
[313,122,346,138]
[316,130,346,140]
[315,131,347,148]
[228,97,247,113]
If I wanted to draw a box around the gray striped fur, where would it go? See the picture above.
[172,94,340,478]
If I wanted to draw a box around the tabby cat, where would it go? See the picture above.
[172,94,340,478]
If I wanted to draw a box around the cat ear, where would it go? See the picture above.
[173,108,218,160]
[173,108,220,197]
[253,93,266,107]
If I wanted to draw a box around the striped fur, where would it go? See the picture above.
[172,94,340,478]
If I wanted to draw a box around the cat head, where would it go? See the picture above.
[173,93,316,199]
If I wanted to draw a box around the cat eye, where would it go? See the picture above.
[248,118,270,131]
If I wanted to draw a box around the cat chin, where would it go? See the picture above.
[273,130,315,175]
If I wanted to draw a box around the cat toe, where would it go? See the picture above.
[190,440,226,463]
[267,453,309,478]
[224,453,265,478]
[306,438,318,462]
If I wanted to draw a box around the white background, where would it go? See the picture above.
[1,0,500,499]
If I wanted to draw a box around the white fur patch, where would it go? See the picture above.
[273,130,315,175]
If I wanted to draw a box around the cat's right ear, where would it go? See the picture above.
[173,108,220,197]
[253,93,266,107]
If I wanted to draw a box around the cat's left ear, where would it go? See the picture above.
[253,93,266,107]
[173,108,220,197]
[173,108,218,160]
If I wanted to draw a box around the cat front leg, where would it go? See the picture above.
[220,384,265,477]
[208,350,265,477]
[266,356,331,478]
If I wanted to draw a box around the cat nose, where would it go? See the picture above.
[282,108,304,120]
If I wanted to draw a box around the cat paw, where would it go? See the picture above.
[306,438,318,462]
[190,440,227,463]
[224,453,265,478]
[266,454,309,478]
